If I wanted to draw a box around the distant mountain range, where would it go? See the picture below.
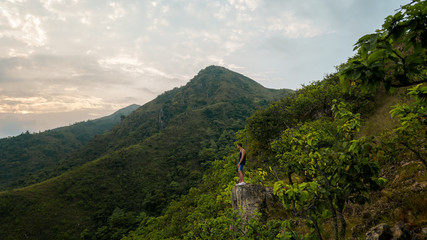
[0,104,140,191]
[0,66,293,239]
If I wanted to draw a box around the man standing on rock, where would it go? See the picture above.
[236,143,246,186]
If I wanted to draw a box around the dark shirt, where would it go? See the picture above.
[238,151,246,165]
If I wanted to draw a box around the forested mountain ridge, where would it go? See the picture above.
[123,1,426,239]
[0,104,139,191]
[50,66,292,174]
[109,65,289,143]
[0,66,293,240]
[31,66,293,193]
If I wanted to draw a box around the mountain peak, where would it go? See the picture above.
[197,65,229,74]
[195,65,246,79]
[189,65,259,89]
[184,66,292,103]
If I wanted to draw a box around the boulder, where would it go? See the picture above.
[410,181,427,193]
[231,183,283,222]
[366,223,392,240]
[390,221,410,240]
[365,222,412,240]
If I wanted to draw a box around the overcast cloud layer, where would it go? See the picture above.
[0,0,409,138]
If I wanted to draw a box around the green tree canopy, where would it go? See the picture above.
[339,0,426,91]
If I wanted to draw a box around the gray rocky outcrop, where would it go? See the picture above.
[365,222,413,240]
[366,223,393,240]
[231,183,284,222]
[390,221,411,240]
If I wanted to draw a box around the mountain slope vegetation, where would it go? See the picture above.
[0,66,292,240]
[40,66,291,183]
[1,1,425,239]
[0,104,139,191]
[123,1,426,239]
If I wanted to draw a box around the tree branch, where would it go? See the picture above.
[390,79,427,88]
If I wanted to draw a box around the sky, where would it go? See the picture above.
[0,0,409,138]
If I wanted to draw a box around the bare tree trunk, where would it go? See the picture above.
[287,172,293,185]
[310,216,323,240]
[337,202,347,240]
[328,198,339,240]
[338,210,346,239]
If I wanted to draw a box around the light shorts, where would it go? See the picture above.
[238,164,245,171]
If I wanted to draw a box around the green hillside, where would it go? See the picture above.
[0,66,292,240]
[0,104,139,191]
[123,1,426,239]
[123,78,426,239]
[43,66,292,182]
[1,1,425,239]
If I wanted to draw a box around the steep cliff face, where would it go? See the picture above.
[231,183,285,222]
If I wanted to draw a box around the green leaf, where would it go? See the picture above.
[390,25,406,41]
[368,49,386,64]
[377,177,388,187]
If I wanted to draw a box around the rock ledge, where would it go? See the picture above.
[231,183,283,222]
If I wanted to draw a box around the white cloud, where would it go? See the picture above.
[207,55,225,66]
[148,17,169,31]
[108,2,126,21]
[40,0,70,21]
[0,2,47,47]
[41,0,63,10]
[0,5,22,28]
[228,0,261,12]
[79,11,91,25]
[224,39,244,54]
[6,0,27,3]
[211,2,231,20]
[98,55,147,77]
[8,48,32,57]
[21,14,47,46]
[161,5,169,14]
[0,95,115,114]
[98,55,142,69]
[268,11,324,39]
[183,3,200,18]
[97,55,178,82]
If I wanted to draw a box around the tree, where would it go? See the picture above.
[389,84,426,167]
[272,102,383,239]
[339,0,426,91]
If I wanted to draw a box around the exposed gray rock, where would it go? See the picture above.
[366,223,392,240]
[366,222,413,240]
[231,183,283,222]
[410,181,427,193]
[391,221,410,240]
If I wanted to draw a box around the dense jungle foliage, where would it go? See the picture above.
[0,104,139,191]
